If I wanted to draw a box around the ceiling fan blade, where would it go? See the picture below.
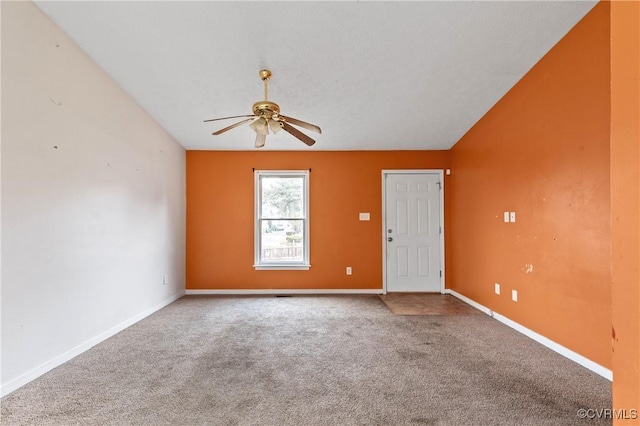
[212,118,254,136]
[280,115,321,134]
[281,122,316,146]
[204,114,253,123]
[255,132,267,148]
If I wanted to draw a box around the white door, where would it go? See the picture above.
[384,172,442,292]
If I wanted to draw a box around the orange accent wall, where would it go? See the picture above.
[610,0,640,422]
[187,151,450,290]
[449,2,611,368]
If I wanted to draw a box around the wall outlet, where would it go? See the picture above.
[495,283,501,295]
[503,212,510,223]
[510,212,516,222]
[346,267,352,275]
[163,275,168,286]
[512,289,518,302]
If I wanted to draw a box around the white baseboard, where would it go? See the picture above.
[444,289,492,315]
[445,289,612,381]
[186,289,383,295]
[0,291,185,397]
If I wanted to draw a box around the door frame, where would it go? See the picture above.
[381,169,445,295]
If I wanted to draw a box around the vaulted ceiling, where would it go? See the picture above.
[35,1,597,151]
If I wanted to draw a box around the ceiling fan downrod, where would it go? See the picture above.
[259,69,271,102]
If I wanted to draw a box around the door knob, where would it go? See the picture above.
[388,237,393,242]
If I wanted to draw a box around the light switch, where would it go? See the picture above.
[359,212,370,221]
[512,289,518,302]
[495,283,501,295]
[503,212,510,223]
[445,169,451,175]
[510,212,516,222]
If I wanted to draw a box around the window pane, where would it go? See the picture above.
[261,177,304,219]
[261,219,304,262]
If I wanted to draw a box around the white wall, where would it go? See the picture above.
[1,2,186,395]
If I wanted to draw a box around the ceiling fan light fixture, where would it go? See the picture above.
[269,119,283,134]
[249,117,269,135]
[254,132,267,148]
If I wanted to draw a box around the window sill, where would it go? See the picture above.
[254,264,311,271]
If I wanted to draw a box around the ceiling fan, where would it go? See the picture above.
[204,70,321,148]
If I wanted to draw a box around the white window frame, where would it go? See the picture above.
[254,170,310,270]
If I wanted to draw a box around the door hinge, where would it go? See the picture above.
[440,270,442,277]
[439,226,442,234]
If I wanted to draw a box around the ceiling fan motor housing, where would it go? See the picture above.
[252,101,280,119]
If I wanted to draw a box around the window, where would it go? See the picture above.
[254,170,309,270]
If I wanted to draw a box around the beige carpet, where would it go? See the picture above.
[1,295,611,425]
[379,293,483,315]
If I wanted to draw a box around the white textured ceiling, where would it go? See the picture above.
[35,1,596,151]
